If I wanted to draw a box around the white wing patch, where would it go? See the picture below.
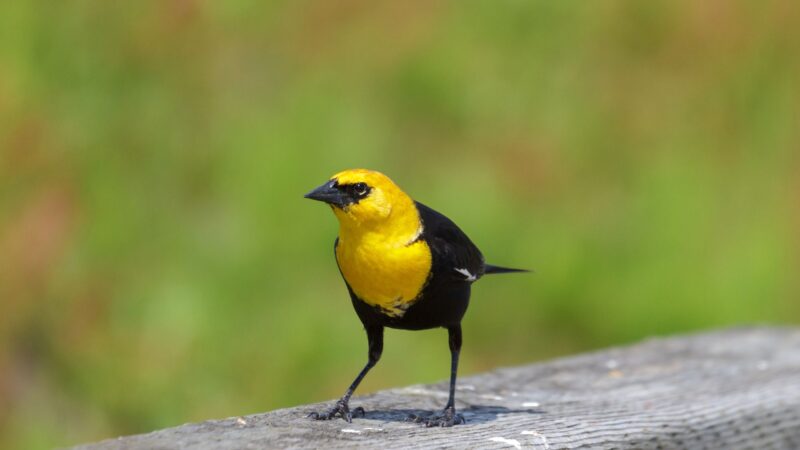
[454,267,477,282]
[405,224,424,245]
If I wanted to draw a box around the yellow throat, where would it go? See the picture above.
[330,169,432,317]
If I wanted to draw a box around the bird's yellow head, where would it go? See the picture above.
[305,169,420,238]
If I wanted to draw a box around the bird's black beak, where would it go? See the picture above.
[304,180,347,208]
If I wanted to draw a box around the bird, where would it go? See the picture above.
[304,169,527,427]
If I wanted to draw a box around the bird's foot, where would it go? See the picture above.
[407,406,465,427]
[307,398,365,423]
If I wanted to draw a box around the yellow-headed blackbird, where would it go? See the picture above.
[305,169,526,427]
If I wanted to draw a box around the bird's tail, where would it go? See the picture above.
[484,264,530,275]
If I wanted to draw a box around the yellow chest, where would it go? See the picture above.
[336,234,432,317]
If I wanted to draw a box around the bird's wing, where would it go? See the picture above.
[415,201,485,283]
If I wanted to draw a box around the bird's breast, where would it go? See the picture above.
[335,236,432,317]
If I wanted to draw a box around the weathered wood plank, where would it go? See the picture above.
[73,327,800,449]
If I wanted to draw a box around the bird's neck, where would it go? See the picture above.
[337,198,422,248]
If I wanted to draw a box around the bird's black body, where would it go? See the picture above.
[345,202,482,331]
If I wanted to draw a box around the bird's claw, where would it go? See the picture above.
[406,406,465,427]
[308,399,365,423]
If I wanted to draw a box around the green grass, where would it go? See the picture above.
[1,1,799,448]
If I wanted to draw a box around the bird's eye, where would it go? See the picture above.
[353,182,369,197]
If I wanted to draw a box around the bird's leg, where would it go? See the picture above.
[409,324,466,427]
[308,326,383,423]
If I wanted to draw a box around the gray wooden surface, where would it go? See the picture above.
[73,327,800,449]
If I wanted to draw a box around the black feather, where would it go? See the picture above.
[483,264,530,275]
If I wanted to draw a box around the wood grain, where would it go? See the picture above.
[73,327,800,449]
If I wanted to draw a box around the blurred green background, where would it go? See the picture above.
[1,0,799,448]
